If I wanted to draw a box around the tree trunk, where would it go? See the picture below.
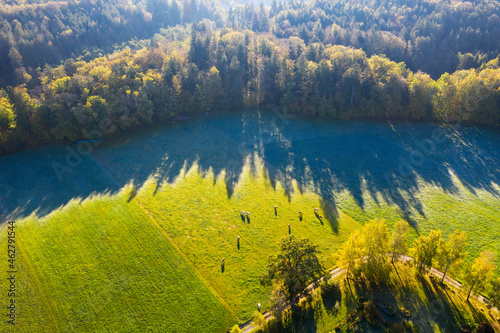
[441,262,450,284]
[467,280,477,302]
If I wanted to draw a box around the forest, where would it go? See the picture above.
[0,0,499,156]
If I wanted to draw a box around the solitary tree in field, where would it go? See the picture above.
[413,230,443,271]
[335,230,361,283]
[390,220,410,263]
[463,250,497,302]
[260,235,324,304]
[437,230,468,284]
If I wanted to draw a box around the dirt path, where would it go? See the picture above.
[239,256,498,333]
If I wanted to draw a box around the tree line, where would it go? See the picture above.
[1,24,500,156]
[336,220,498,303]
[258,220,499,325]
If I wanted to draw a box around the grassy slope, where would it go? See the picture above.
[135,156,363,321]
[0,191,235,332]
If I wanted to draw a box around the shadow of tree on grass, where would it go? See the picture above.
[1,110,499,224]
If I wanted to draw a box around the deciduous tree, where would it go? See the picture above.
[0,97,15,132]
[360,219,391,283]
[413,230,443,271]
[335,230,361,282]
[463,250,497,302]
[260,235,324,304]
[390,220,410,263]
[437,230,468,284]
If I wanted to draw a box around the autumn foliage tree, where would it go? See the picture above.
[335,230,361,283]
[390,220,410,263]
[463,250,497,302]
[359,219,391,284]
[413,230,443,272]
[0,96,15,132]
[437,230,468,284]
[336,219,408,284]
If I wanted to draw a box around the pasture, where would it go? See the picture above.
[0,110,499,331]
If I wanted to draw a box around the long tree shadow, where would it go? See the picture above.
[1,110,499,223]
[415,273,469,332]
[321,281,342,315]
[0,144,119,221]
[280,299,319,333]
[345,266,485,332]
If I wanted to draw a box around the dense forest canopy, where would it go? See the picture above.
[0,0,499,156]
[264,0,500,77]
[0,0,220,86]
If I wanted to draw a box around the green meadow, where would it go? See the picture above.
[0,110,499,331]
[0,192,235,332]
[133,156,362,320]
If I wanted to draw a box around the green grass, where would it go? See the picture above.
[1,111,499,331]
[134,156,362,320]
[335,172,500,272]
[0,159,362,331]
[0,191,235,332]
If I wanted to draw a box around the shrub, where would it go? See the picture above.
[230,324,242,333]
[252,311,266,329]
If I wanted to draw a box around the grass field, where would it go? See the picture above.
[133,156,362,320]
[0,110,499,331]
[0,191,235,332]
